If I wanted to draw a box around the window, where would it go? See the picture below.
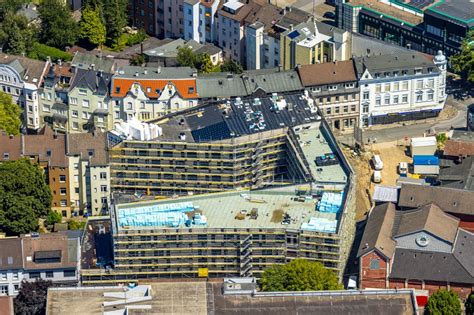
[100,172,107,180]
[188,87,194,94]
[97,116,104,123]
[78,89,87,95]
[43,105,51,112]
[416,80,423,89]
[0,273,6,280]
[29,272,40,279]
[88,149,94,157]
[402,94,408,103]
[3,153,9,160]
[59,175,66,183]
[329,85,337,91]
[101,197,108,204]
[375,96,381,106]
[335,107,340,114]
[12,272,18,280]
[402,81,408,90]
[72,122,79,130]
[343,106,348,113]
[345,83,354,88]
[427,79,434,88]
[0,285,7,295]
[415,68,422,75]
[326,108,331,115]
[427,92,434,101]
[100,185,107,192]
[384,95,390,105]
[383,83,390,92]
[127,102,132,110]
[82,100,90,108]
[375,84,381,93]
[362,104,369,113]
[370,258,380,270]
[46,271,54,278]
[82,112,90,119]
[393,96,399,104]
[13,284,19,294]
[416,94,423,102]
[60,200,67,207]
[115,111,120,119]
[70,97,77,105]
[60,188,67,195]
[63,270,76,277]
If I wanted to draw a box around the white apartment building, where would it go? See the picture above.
[183,0,220,44]
[355,51,447,127]
[110,66,198,122]
[0,54,49,131]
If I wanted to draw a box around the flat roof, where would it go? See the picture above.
[427,0,474,26]
[47,282,417,315]
[114,185,340,232]
[346,0,424,26]
[157,94,320,142]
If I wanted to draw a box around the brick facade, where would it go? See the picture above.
[360,251,388,289]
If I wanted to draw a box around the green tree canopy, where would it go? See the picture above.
[259,259,343,291]
[79,5,106,48]
[177,46,196,68]
[46,211,62,226]
[465,291,474,315]
[221,59,243,74]
[0,91,22,136]
[196,53,214,73]
[38,0,78,49]
[103,0,128,45]
[14,279,52,315]
[451,31,474,84]
[0,159,52,236]
[0,12,36,55]
[425,289,461,315]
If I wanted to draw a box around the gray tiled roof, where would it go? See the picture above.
[71,52,115,73]
[197,73,248,98]
[69,68,112,95]
[242,69,304,94]
[354,51,439,78]
[398,184,474,215]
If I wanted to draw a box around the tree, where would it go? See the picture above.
[1,13,37,55]
[177,46,197,68]
[103,0,128,46]
[46,211,62,226]
[79,5,106,48]
[259,259,343,292]
[450,31,474,84]
[14,279,52,315]
[68,219,86,230]
[425,289,461,315]
[0,91,22,136]
[221,59,243,74]
[38,0,78,49]
[196,53,214,73]
[0,0,28,20]
[465,291,474,315]
[130,54,145,66]
[0,159,52,236]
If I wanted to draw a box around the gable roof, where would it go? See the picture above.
[242,69,303,94]
[67,131,108,166]
[0,53,49,86]
[398,184,474,215]
[69,68,112,95]
[357,202,396,259]
[23,126,67,167]
[298,60,357,87]
[438,156,474,191]
[22,233,77,270]
[0,238,23,270]
[392,204,459,244]
[443,139,474,157]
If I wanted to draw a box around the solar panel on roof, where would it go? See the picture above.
[288,30,300,40]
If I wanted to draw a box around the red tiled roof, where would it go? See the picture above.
[444,140,474,157]
[111,78,198,99]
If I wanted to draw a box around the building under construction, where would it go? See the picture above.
[82,93,356,284]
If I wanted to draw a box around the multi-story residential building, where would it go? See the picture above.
[39,63,74,132]
[22,127,72,217]
[0,232,80,296]
[354,50,447,127]
[357,202,474,298]
[67,131,110,216]
[280,19,350,70]
[67,69,112,133]
[110,66,199,122]
[0,53,49,132]
[130,0,159,36]
[337,0,474,58]
[83,94,356,283]
[183,0,221,44]
[217,1,261,65]
[298,60,360,133]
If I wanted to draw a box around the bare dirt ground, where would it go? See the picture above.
[342,140,412,221]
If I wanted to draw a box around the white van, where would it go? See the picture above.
[372,154,384,170]
[373,170,382,183]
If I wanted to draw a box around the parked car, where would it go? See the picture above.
[323,11,336,19]
[372,154,384,170]
[398,162,408,177]
[373,170,382,183]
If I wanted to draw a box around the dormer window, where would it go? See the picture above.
[115,87,120,93]
[188,87,194,94]
[374,73,380,78]
[402,70,407,76]
[415,68,422,75]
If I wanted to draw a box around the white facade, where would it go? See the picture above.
[358,52,447,127]
[0,64,43,131]
[217,3,246,64]
[0,270,23,296]
[183,0,220,44]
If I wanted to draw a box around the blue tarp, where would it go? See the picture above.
[413,155,439,166]
[317,192,344,214]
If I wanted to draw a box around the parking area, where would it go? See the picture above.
[371,141,412,187]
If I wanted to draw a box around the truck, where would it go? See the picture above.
[398,162,408,177]
[371,154,384,170]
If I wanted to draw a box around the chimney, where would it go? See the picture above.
[144,69,148,75]
[58,59,62,66]
[278,65,283,72]
[289,24,293,30]
[135,71,139,77]
[157,66,162,74]
[98,70,103,77]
